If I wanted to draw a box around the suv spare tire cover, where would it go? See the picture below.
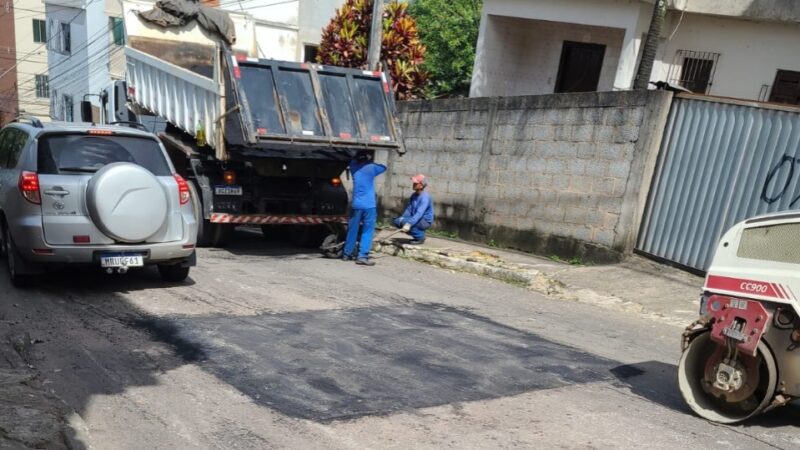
[87,163,169,243]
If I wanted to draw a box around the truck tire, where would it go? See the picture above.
[189,181,232,248]
[288,225,327,248]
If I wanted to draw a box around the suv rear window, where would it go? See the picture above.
[37,134,171,176]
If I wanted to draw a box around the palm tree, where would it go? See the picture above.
[634,0,667,90]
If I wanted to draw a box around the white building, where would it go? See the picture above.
[220,0,344,62]
[44,0,125,122]
[12,0,52,120]
[470,0,800,105]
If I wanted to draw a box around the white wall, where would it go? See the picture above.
[471,0,650,97]
[475,16,625,97]
[255,23,298,61]
[652,12,800,101]
[223,0,301,60]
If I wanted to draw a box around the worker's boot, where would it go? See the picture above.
[355,258,376,266]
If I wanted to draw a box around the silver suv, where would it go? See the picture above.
[0,117,197,285]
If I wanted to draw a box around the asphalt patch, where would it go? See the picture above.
[147,304,619,421]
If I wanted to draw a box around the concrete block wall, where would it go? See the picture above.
[381,90,673,262]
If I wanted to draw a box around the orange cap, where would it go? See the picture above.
[411,174,427,185]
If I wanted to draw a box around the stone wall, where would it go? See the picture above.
[380,90,673,262]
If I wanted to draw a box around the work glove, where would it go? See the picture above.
[402,223,411,233]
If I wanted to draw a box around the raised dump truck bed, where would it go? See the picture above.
[122,0,403,161]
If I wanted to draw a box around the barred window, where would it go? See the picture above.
[35,74,49,98]
[668,50,720,94]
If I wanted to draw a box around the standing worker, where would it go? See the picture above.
[394,174,434,244]
[343,151,386,266]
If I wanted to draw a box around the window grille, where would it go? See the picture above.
[667,50,720,94]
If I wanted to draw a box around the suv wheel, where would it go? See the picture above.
[5,228,30,287]
[158,264,190,282]
[0,222,7,258]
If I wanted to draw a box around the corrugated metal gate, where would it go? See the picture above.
[637,94,800,272]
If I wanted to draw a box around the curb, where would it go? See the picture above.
[376,242,690,327]
[376,242,564,295]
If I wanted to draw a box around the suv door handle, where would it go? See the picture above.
[44,189,70,197]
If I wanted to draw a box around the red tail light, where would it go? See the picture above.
[174,174,190,205]
[18,171,41,204]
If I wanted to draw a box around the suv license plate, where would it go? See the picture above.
[101,255,144,268]
[215,186,243,196]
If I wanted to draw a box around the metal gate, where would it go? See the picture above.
[637,94,800,272]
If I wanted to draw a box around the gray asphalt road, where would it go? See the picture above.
[1,229,798,449]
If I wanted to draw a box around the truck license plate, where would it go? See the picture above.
[100,255,144,268]
[215,186,243,196]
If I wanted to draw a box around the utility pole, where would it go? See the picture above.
[633,0,667,90]
[367,0,384,71]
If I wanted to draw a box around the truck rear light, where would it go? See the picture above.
[331,177,342,187]
[224,170,237,185]
[32,248,53,255]
[18,171,41,204]
[73,235,90,244]
[174,174,190,205]
[88,129,114,135]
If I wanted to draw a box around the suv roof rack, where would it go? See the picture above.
[13,115,44,128]
[109,121,147,131]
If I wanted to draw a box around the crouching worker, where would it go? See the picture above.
[394,174,434,245]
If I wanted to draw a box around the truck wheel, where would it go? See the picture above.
[190,181,231,248]
[261,225,290,241]
[288,225,326,248]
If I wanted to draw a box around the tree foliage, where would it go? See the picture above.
[408,0,482,98]
[317,0,427,100]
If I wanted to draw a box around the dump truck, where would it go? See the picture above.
[103,0,404,247]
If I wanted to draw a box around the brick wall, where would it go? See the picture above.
[380,90,672,262]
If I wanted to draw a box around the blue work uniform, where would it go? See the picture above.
[394,191,434,241]
[343,159,387,260]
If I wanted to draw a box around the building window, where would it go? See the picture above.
[303,44,319,63]
[35,75,49,98]
[554,41,606,93]
[63,94,73,122]
[769,70,800,105]
[110,17,124,46]
[32,19,47,43]
[668,50,720,94]
[60,22,71,54]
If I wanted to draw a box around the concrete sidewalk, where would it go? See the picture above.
[375,231,703,327]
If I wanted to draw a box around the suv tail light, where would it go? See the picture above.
[19,171,41,204]
[174,174,190,205]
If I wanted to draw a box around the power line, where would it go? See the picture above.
[11,22,120,95]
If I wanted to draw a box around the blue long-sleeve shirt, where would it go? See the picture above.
[350,160,387,209]
[402,191,434,225]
